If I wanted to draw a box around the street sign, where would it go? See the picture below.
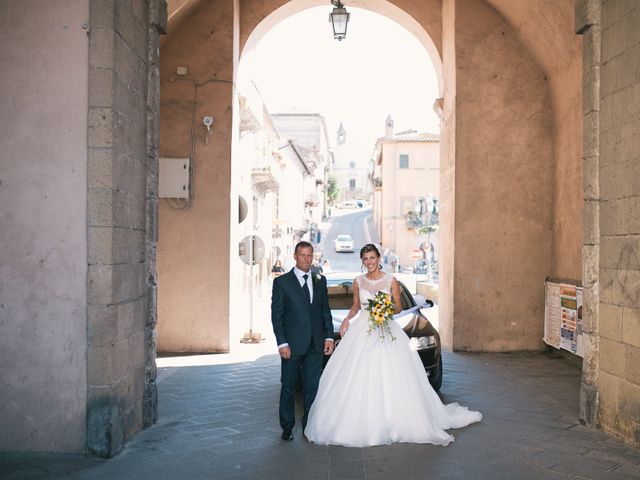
[239,235,265,265]
[239,235,266,344]
[410,248,422,261]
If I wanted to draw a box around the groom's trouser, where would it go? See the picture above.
[279,347,323,430]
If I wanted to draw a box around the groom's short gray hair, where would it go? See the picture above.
[294,241,313,253]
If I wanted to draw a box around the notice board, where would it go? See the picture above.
[544,280,583,357]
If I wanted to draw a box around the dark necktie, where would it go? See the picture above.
[302,274,311,303]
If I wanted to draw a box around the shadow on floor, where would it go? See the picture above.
[1,351,640,480]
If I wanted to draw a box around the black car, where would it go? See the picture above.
[325,275,442,391]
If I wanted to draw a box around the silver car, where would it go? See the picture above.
[334,234,355,253]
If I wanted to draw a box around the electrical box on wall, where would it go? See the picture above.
[159,157,190,198]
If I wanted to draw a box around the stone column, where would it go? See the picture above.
[575,0,601,428]
[86,0,166,457]
[442,0,555,352]
[144,0,167,429]
[590,0,640,445]
[438,0,457,350]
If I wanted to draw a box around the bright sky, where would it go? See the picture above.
[239,6,440,146]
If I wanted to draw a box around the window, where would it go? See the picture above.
[400,197,415,215]
[399,154,409,169]
[399,283,414,310]
[349,178,356,190]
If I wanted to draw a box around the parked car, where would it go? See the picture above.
[334,234,355,253]
[324,274,442,391]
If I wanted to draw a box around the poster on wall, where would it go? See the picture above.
[559,284,578,353]
[576,287,584,357]
[544,280,583,357]
[544,282,561,348]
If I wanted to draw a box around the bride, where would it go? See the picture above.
[304,243,482,447]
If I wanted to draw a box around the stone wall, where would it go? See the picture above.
[484,1,583,283]
[157,0,235,353]
[86,0,164,457]
[0,0,89,453]
[576,0,601,430]
[550,45,583,284]
[450,0,554,351]
[583,0,640,447]
[439,0,457,350]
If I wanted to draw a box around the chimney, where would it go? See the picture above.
[385,114,394,138]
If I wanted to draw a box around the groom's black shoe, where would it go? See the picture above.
[281,428,293,441]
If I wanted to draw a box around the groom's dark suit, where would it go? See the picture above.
[271,268,333,432]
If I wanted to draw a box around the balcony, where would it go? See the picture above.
[305,193,319,206]
[252,166,279,194]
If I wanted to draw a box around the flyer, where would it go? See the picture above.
[544,282,561,348]
[560,283,578,353]
[544,281,583,357]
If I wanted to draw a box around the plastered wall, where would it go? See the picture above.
[449,0,554,351]
[0,0,89,452]
[158,0,236,352]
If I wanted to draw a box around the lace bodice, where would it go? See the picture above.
[356,273,393,305]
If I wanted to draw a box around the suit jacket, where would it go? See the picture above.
[271,269,334,356]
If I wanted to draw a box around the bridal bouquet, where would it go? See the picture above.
[366,291,396,342]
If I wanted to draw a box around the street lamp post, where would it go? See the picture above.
[329,0,350,41]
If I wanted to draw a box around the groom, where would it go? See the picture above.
[271,241,334,441]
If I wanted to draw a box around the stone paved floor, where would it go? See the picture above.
[2,351,640,479]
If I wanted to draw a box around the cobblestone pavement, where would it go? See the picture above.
[2,351,640,480]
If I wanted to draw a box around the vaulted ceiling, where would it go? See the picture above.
[165,0,578,79]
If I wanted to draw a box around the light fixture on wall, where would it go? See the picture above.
[329,0,350,41]
[203,115,214,134]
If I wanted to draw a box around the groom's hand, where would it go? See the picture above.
[278,345,291,360]
[324,340,334,356]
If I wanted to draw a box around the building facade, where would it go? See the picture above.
[230,84,308,343]
[372,117,440,270]
[270,113,332,236]
[330,123,372,206]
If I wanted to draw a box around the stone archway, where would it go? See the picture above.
[158,0,640,451]
[241,0,444,95]
[240,0,579,355]
[145,0,640,451]
[6,0,640,458]
[158,0,567,357]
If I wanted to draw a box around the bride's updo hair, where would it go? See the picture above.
[360,243,381,259]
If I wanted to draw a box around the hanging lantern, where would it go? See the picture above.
[329,1,350,41]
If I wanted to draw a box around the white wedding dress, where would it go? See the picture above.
[305,273,482,447]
